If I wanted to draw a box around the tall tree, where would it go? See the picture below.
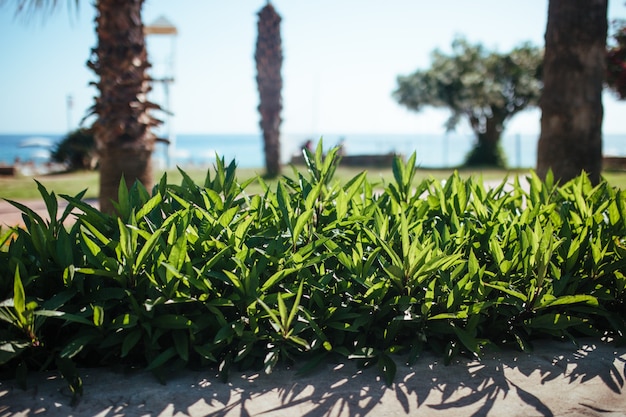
[536,0,607,185]
[4,0,160,214]
[606,19,626,100]
[255,2,283,178]
[88,0,160,214]
[394,38,542,167]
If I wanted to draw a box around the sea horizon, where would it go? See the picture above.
[2,132,626,170]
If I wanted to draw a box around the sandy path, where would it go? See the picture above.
[0,198,99,228]
[1,339,625,417]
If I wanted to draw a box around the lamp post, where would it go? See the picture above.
[145,16,178,168]
[66,94,73,133]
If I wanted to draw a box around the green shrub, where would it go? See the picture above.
[51,128,97,171]
[1,143,625,397]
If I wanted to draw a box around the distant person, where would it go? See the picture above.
[336,138,346,156]
[301,139,313,153]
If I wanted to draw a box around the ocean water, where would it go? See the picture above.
[1,132,626,170]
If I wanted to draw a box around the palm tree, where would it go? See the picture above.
[88,0,160,214]
[5,0,160,214]
[536,0,607,185]
[255,2,283,178]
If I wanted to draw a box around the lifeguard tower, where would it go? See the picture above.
[145,16,177,168]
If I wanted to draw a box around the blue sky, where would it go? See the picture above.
[0,1,625,136]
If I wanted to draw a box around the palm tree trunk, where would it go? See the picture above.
[88,0,160,213]
[465,114,506,167]
[536,0,607,185]
[256,3,283,178]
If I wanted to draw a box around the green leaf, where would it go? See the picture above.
[146,347,177,371]
[277,293,288,329]
[121,329,142,357]
[335,191,348,221]
[194,345,217,362]
[276,182,294,235]
[489,239,505,266]
[348,347,376,360]
[381,263,404,285]
[573,182,589,217]
[288,335,311,350]
[608,200,621,227]
[264,349,280,375]
[377,354,397,386]
[213,324,234,344]
[234,215,254,245]
[218,207,239,228]
[5,199,47,227]
[564,235,583,273]
[484,282,527,302]
[292,208,314,243]
[60,333,98,359]
[117,218,133,260]
[166,229,189,274]
[287,280,305,331]
[55,357,83,399]
[36,180,58,225]
[13,268,26,323]
[0,228,15,248]
[55,228,74,267]
[526,313,586,330]
[429,311,468,320]
[173,331,189,362]
[111,313,138,329]
[223,270,245,294]
[116,176,131,219]
[443,340,458,366]
[468,249,479,278]
[257,298,282,330]
[73,267,118,278]
[512,330,533,353]
[134,229,164,274]
[452,324,480,357]
[0,341,29,366]
[422,277,436,315]
[365,228,402,267]
[136,193,163,220]
[33,310,93,326]
[538,295,598,309]
[93,305,104,327]
[261,267,299,292]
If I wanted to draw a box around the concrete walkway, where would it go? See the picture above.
[1,339,625,416]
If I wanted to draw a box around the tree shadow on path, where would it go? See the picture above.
[1,339,625,417]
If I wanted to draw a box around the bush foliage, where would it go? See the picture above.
[1,144,625,397]
[51,128,97,171]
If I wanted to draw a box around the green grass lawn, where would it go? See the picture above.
[1,164,625,201]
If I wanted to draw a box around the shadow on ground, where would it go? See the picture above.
[1,339,625,417]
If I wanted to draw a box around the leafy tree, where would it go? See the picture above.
[51,127,97,171]
[3,0,161,214]
[394,38,542,167]
[536,0,607,185]
[255,2,283,178]
[606,19,626,99]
